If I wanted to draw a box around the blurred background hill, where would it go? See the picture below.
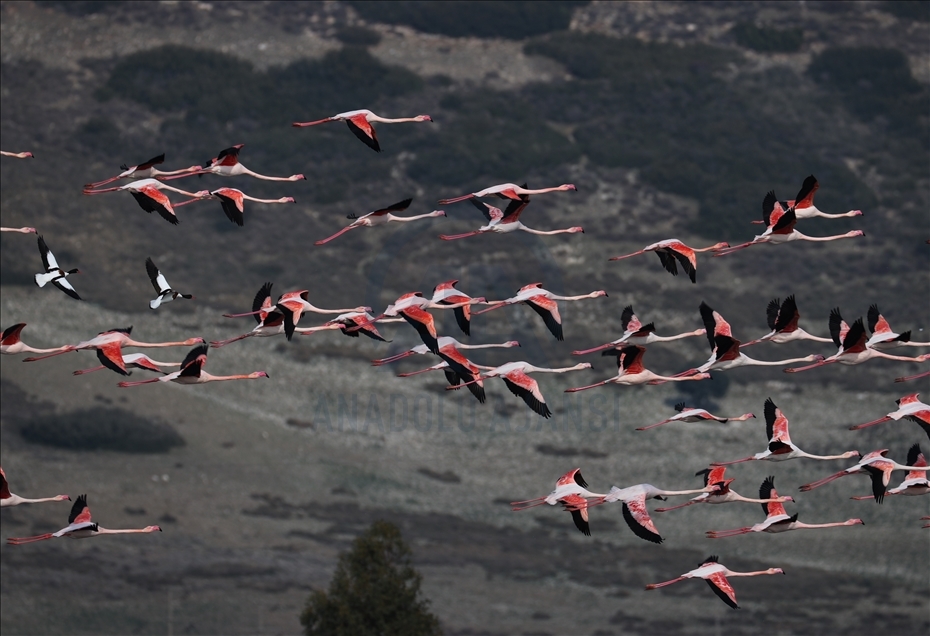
[1,2,928,634]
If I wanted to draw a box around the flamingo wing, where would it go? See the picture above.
[500,193,530,223]
[68,494,93,525]
[214,189,246,227]
[560,494,591,536]
[861,465,889,503]
[621,495,663,544]
[346,115,381,152]
[467,198,497,223]
[0,467,10,499]
[178,344,208,377]
[774,295,801,333]
[770,205,797,234]
[370,198,414,216]
[828,307,847,348]
[524,296,563,341]
[2,323,27,345]
[842,319,868,353]
[136,153,166,171]
[712,335,741,362]
[401,306,439,353]
[96,342,128,375]
[251,282,274,324]
[763,398,791,444]
[620,305,640,333]
[502,371,551,418]
[759,476,787,517]
[761,191,778,227]
[699,302,731,350]
[793,174,818,209]
[669,245,698,283]
[618,345,646,374]
[867,304,893,335]
[133,187,179,225]
[765,297,782,330]
[705,572,739,609]
[654,249,680,277]
[208,145,242,168]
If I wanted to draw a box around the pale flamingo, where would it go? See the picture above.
[372,337,519,366]
[714,192,864,256]
[706,476,863,537]
[396,347,491,405]
[799,448,930,503]
[751,175,862,224]
[273,290,372,340]
[83,178,209,225]
[572,305,705,355]
[452,361,591,418]
[6,495,160,544]
[474,283,607,341]
[608,239,729,283]
[653,466,793,512]
[897,370,930,383]
[172,187,295,227]
[212,282,286,347]
[0,467,69,507]
[851,444,928,500]
[741,295,833,347]
[146,257,193,309]
[713,398,859,465]
[645,555,785,610]
[83,153,200,189]
[594,481,717,543]
[315,198,445,245]
[73,353,181,376]
[784,311,929,373]
[565,345,711,393]
[292,109,432,152]
[849,393,930,438]
[296,311,404,343]
[24,326,204,376]
[0,150,33,158]
[439,193,583,240]
[430,280,495,336]
[1,323,69,356]
[510,469,608,536]
[439,183,576,205]
[178,144,304,181]
[0,226,37,233]
[34,235,80,300]
[119,344,268,387]
[866,304,930,350]
[636,402,755,431]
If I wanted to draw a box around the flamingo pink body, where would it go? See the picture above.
[6,495,160,543]
[645,556,785,609]
[293,109,432,152]
[608,239,728,283]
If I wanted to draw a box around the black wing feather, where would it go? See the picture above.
[828,307,844,348]
[252,282,273,325]
[68,494,88,524]
[215,192,245,227]
[501,376,551,418]
[906,443,922,467]
[705,579,739,610]
[621,502,663,544]
[525,299,563,341]
[699,302,717,351]
[95,347,129,376]
[861,465,886,504]
[569,509,591,536]
[764,398,777,440]
[655,250,679,277]
[671,249,697,283]
[345,119,381,152]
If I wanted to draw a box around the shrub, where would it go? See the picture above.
[335,25,382,47]
[731,22,803,53]
[877,0,930,22]
[20,406,185,453]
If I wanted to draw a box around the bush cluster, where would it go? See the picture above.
[731,22,803,53]
[19,406,185,453]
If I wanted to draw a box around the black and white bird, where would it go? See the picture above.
[34,236,80,300]
[146,257,193,309]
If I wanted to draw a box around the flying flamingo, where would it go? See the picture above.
[1,150,33,158]
[706,476,863,537]
[1,323,69,356]
[572,305,705,355]
[713,191,864,256]
[73,352,181,376]
[751,175,862,224]
[865,304,930,350]
[645,555,785,609]
[23,326,204,376]
[396,348,491,405]
[594,481,717,544]
[452,360,591,418]
[296,311,404,343]
[172,187,295,227]
[712,398,859,465]
[784,311,929,373]
[636,402,755,431]
[1,467,69,507]
[849,393,929,438]
[510,469,608,536]
[438,183,576,205]
[474,283,607,341]
[565,345,711,393]
[212,282,285,347]
[119,344,269,387]
[850,444,928,500]
[608,239,729,283]
[741,295,834,347]
[372,336,519,366]
[799,448,930,503]
[83,178,208,225]
[145,257,193,309]
[1,226,37,233]
[439,193,583,240]
[292,109,432,152]
[896,370,930,383]
[83,153,200,189]
[179,144,305,181]
[6,495,160,544]
[34,235,81,300]
[653,466,793,512]
[272,290,372,340]
[430,280,495,336]
[314,198,445,245]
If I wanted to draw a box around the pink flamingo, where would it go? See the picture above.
[608,239,729,283]
[1,467,69,507]
[751,175,862,224]
[474,283,607,341]
[429,280,495,335]
[654,466,793,512]
[636,402,755,431]
[212,282,286,347]
[1,150,33,158]
[594,481,716,544]
[713,398,859,465]
[179,144,304,181]
[565,345,711,393]
[273,290,371,340]
[83,153,200,189]
[293,109,432,152]
[573,305,705,355]
[706,476,863,537]
[173,187,295,227]
[741,295,833,347]
[799,448,930,503]
[34,235,81,300]
[1,323,69,356]
[714,191,863,256]
[397,345,492,405]
[851,444,928,500]
[1,226,37,234]
[849,393,930,437]
[372,336,519,366]
[296,311,403,343]
[83,178,209,225]
[73,352,181,376]
[315,198,445,245]
[119,344,268,388]
[645,555,785,609]
[439,192,582,240]
[6,495,160,544]
[439,183,576,205]
[511,469,608,536]
[866,304,930,350]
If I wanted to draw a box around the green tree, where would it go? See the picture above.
[300,520,442,636]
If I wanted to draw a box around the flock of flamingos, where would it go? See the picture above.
[2,106,929,611]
